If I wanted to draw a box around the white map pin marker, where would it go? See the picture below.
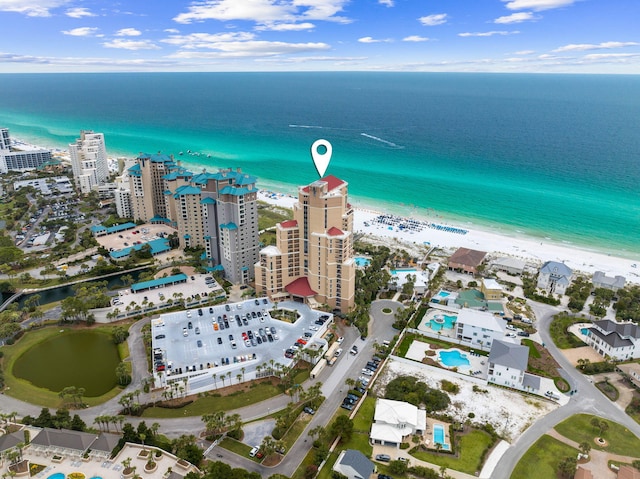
[311,139,332,178]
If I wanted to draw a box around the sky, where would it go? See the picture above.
[0,0,639,73]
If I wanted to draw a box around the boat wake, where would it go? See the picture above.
[289,124,324,129]
[360,133,404,149]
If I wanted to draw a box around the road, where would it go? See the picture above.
[492,301,640,478]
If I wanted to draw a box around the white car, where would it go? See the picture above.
[506,324,516,331]
[506,332,517,338]
[361,368,373,376]
[337,336,344,343]
[335,348,343,357]
[309,326,319,331]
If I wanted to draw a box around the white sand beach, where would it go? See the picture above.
[258,190,640,284]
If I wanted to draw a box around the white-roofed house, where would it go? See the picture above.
[370,398,427,448]
[455,309,506,351]
[480,278,503,300]
[536,261,573,295]
[490,257,526,275]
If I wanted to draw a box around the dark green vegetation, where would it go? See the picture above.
[348,243,393,335]
[626,397,640,425]
[595,380,619,401]
[565,276,591,312]
[385,375,450,412]
[12,329,120,396]
[576,358,615,375]
[22,407,87,431]
[549,313,586,349]
[521,272,561,306]
[555,414,640,456]
[511,435,579,479]
[589,288,615,317]
[615,285,640,321]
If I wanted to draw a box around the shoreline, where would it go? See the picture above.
[257,190,640,285]
[11,134,640,283]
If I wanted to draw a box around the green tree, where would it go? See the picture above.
[557,456,577,478]
[330,415,354,442]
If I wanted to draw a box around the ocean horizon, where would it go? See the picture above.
[1,72,639,259]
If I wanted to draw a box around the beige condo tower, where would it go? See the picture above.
[255,175,355,312]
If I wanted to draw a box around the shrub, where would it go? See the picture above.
[441,379,460,394]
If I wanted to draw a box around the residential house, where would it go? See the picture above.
[333,449,375,479]
[618,465,640,479]
[455,309,506,351]
[487,340,529,388]
[592,271,626,292]
[448,248,487,275]
[480,278,503,300]
[574,466,594,479]
[370,398,427,448]
[537,261,573,295]
[586,320,640,361]
[617,362,640,389]
[491,257,526,276]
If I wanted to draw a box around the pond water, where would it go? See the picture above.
[12,330,120,397]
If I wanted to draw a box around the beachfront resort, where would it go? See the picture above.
[2,129,640,479]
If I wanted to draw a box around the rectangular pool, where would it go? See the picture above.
[433,424,450,450]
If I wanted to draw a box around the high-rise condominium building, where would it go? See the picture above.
[127,152,259,284]
[255,175,355,312]
[0,128,53,174]
[69,130,109,194]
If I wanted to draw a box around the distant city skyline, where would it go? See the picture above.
[0,0,638,73]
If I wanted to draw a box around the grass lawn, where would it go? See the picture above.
[257,202,293,230]
[1,324,127,407]
[352,396,376,432]
[522,339,541,358]
[220,436,251,457]
[511,434,579,479]
[412,429,494,475]
[554,413,640,457]
[549,313,586,349]
[142,382,283,417]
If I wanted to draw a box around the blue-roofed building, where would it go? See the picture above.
[90,222,137,237]
[110,238,171,260]
[130,273,188,293]
[127,156,259,284]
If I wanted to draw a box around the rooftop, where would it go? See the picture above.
[489,339,529,370]
[449,247,487,267]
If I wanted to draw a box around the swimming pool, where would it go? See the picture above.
[433,424,450,450]
[390,268,417,275]
[354,257,371,267]
[47,474,65,479]
[580,327,590,336]
[429,314,457,331]
[438,349,470,368]
[437,291,450,298]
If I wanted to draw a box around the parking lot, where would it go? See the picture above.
[151,300,334,394]
[95,223,175,252]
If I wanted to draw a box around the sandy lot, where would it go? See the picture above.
[374,359,557,442]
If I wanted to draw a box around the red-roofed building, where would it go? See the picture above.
[255,175,355,312]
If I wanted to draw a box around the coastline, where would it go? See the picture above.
[12,135,640,284]
[257,190,640,285]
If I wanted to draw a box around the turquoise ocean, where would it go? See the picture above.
[0,72,639,258]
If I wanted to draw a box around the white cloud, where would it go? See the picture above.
[494,12,540,23]
[403,35,429,42]
[167,40,330,58]
[255,22,315,31]
[173,0,350,25]
[65,7,95,18]
[164,28,180,34]
[418,13,447,26]
[502,0,576,11]
[358,36,392,43]
[62,27,99,37]
[102,39,160,50]
[115,28,142,37]
[515,50,536,55]
[162,32,256,48]
[582,53,639,61]
[553,41,639,52]
[256,55,366,63]
[0,0,71,17]
[459,30,520,37]
[379,0,394,6]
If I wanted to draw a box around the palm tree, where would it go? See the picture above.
[212,373,217,389]
[241,367,246,382]
[236,373,242,385]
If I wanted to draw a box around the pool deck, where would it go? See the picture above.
[405,341,487,379]
[417,307,460,339]
[10,442,199,479]
[427,418,452,451]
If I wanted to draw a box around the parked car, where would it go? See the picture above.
[517,331,530,337]
[155,334,166,340]
[303,406,315,415]
[375,454,391,462]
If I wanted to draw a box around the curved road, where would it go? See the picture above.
[493,301,640,478]
[3,298,639,479]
